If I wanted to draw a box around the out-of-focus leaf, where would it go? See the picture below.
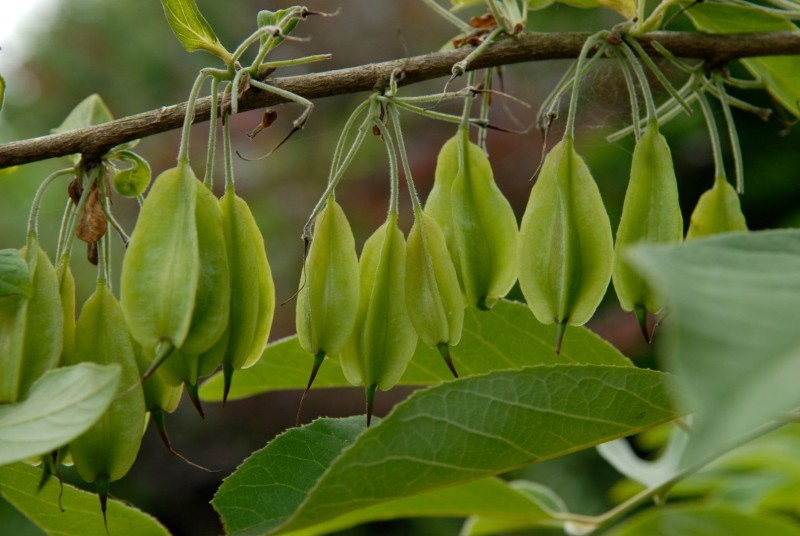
[628,230,800,464]
[604,504,800,536]
[200,300,631,402]
[52,94,113,133]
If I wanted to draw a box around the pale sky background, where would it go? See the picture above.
[0,0,58,72]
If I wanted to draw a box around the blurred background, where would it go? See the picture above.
[1,1,799,534]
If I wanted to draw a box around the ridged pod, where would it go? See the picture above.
[405,209,463,377]
[426,136,518,309]
[612,121,683,336]
[296,198,359,381]
[215,186,275,401]
[134,342,182,415]
[518,137,614,351]
[176,182,230,356]
[120,164,199,351]
[66,279,145,515]
[56,258,76,366]
[0,240,62,403]
[686,175,748,239]
[340,213,417,424]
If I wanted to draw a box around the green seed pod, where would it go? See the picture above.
[0,240,62,403]
[340,213,417,424]
[66,279,145,512]
[120,164,199,351]
[612,121,683,333]
[686,175,748,240]
[0,248,33,298]
[427,135,518,310]
[213,186,276,401]
[56,257,76,366]
[177,182,230,356]
[296,198,359,363]
[518,136,614,351]
[405,209,464,377]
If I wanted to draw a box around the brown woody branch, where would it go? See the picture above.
[2,30,800,168]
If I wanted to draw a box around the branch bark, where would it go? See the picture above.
[2,30,800,168]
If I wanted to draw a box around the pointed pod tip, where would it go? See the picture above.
[437,343,459,378]
[96,474,111,535]
[555,322,567,355]
[186,382,206,419]
[365,384,378,428]
[296,351,327,426]
[222,364,234,407]
[634,304,652,344]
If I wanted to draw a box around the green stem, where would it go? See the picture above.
[177,70,213,166]
[231,26,278,67]
[259,54,332,70]
[419,0,472,31]
[712,71,745,194]
[54,199,75,263]
[566,32,608,140]
[26,167,74,239]
[624,35,692,116]
[457,71,477,170]
[388,104,424,213]
[487,1,513,34]
[372,116,400,215]
[222,115,235,190]
[60,171,91,262]
[452,27,504,77]
[328,99,372,186]
[204,76,221,188]
[303,99,377,238]
[694,86,727,182]
[388,100,477,125]
[614,48,642,139]
[618,41,657,125]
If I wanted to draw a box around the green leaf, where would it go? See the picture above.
[0,462,170,536]
[604,504,800,536]
[687,3,800,118]
[628,230,800,463]
[160,0,230,61]
[0,364,120,466]
[112,152,152,197]
[0,249,33,298]
[53,94,113,134]
[213,364,676,535]
[200,300,631,402]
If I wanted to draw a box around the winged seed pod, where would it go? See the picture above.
[518,136,613,353]
[686,175,748,239]
[175,182,230,356]
[405,209,464,377]
[56,258,76,366]
[612,121,683,340]
[296,198,359,407]
[0,239,62,403]
[215,186,275,403]
[340,213,417,425]
[65,279,146,524]
[426,135,518,310]
[121,164,199,354]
